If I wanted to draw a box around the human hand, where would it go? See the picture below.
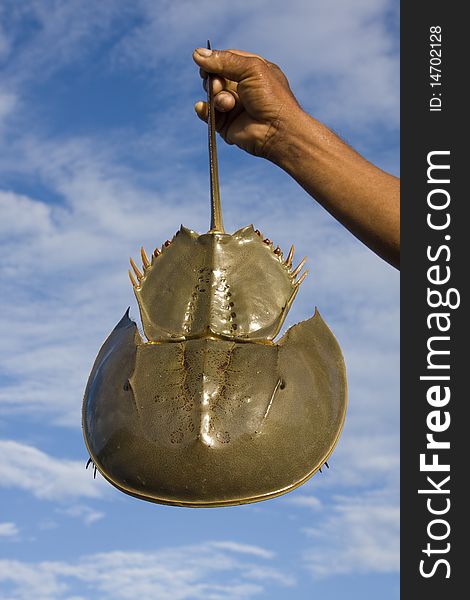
[192,48,302,160]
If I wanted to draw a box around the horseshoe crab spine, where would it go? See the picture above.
[207,40,224,233]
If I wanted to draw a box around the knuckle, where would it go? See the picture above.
[253,58,271,76]
[252,56,267,68]
[268,62,288,84]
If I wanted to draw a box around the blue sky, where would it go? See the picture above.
[0,1,399,598]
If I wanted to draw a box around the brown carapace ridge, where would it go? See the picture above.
[82,48,347,507]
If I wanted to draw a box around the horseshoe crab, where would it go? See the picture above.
[82,49,347,507]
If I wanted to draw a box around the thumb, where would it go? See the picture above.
[193,48,266,82]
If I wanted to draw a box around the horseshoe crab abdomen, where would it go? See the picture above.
[83,310,346,507]
[130,339,279,450]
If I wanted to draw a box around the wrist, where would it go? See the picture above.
[262,106,322,171]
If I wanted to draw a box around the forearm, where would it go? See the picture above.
[268,109,400,268]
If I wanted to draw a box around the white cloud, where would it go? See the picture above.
[209,541,274,560]
[1,1,133,88]
[57,504,105,526]
[1,1,398,134]
[0,93,15,121]
[302,490,399,577]
[111,0,399,131]
[0,522,19,538]
[0,92,16,140]
[284,495,322,510]
[224,0,399,129]
[0,21,10,61]
[0,439,105,501]
[0,542,294,600]
[323,433,399,489]
[38,519,59,532]
[0,189,52,238]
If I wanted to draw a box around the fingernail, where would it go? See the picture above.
[195,47,212,57]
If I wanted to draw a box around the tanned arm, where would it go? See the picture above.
[193,47,400,269]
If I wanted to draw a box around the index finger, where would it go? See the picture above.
[224,49,268,63]
[193,48,268,83]
[199,52,266,79]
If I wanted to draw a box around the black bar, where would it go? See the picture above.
[401,3,466,598]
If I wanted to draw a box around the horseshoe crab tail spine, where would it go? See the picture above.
[207,40,224,233]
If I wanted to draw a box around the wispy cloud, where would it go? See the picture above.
[209,541,275,560]
[0,92,15,119]
[56,504,105,526]
[0,7,12,62]
[0,542,294,599]
[112,0,399,130]
[1,1,133,86]
[0,92,16,138]
[0,440,105,501]
[0,521,19,538]
[1,0,398,137]
[224,0,399,129]
[302,490,399,577]
[284,495,323,510]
